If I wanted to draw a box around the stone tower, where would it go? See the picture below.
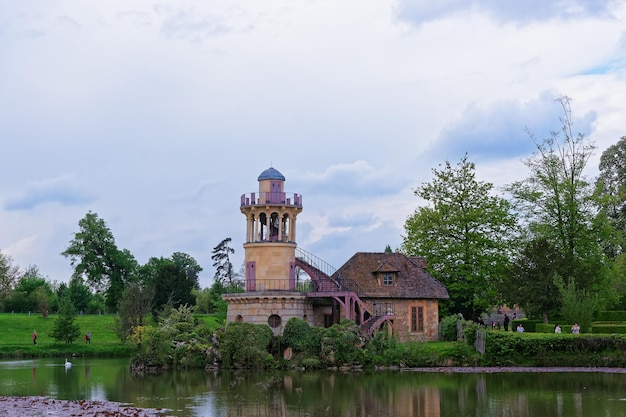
[223,167,313,334]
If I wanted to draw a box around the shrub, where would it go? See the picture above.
[219,322,273,369]
[282,318,320,356]
[319,319,365,366]
[596,311,626,321]
[463,321,481,346]
[439,314,461,341]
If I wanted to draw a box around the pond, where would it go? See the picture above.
[1,358,626,416]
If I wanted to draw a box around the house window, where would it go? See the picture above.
[382,272,394,286]
[411,306,424,332]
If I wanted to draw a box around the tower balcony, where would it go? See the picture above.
[241,192,303,207]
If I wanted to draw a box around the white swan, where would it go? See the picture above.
[65,358,72,369]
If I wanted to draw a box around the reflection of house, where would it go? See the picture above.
[223,167,448,341]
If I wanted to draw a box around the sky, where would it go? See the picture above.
[1,0,625,289]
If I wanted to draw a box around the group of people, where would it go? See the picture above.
[477,314,582,334]
[514,322,581,333]
[32,330,92,344]
[554,322,580,334]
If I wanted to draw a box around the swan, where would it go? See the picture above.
[65,358,72,369]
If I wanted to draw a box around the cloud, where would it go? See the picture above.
[431,94,598,163]
[4,176,95,211]
[393,0,617,26]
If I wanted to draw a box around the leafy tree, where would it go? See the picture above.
[171,252,202,289]
[506,96,612,307]
[50,293,81,344]
[115,281,154,342]
[554,275,598,333]
[0,250,19,312]
[67,277,92,313]
[401,154,518,319]
[596,136,626,257]
[6,271,53,315]
[62,212,139,312]
[149,259,196,318]
[212,238,235,285]
[499,237,561,321]
[384,245,393,253]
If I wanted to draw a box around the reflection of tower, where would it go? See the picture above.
[223,167,313,335]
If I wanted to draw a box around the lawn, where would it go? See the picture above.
[0,313,224,358]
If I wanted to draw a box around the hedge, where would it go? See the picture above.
[596,311,626,321]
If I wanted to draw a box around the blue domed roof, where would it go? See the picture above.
[258,167,285,181]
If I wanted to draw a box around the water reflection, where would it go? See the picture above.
[1,359,626,417]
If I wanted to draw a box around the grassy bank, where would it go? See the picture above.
[0,313,136,358]
[0,313,222,358]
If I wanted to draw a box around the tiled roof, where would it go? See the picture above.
[258,167,285,181]
[332,252,449,299]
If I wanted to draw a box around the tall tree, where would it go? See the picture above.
[596,136,626,256]
[506,96,612,307]
[499,237,562,321]
[212,238,235,285]
[62,212,138,312]
[401,154,518,319]
[0,250,19,312]
[171,252,202,289]
[115,281,154,342]
[144,257,196,318]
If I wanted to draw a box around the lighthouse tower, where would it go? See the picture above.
[223,167,313,334]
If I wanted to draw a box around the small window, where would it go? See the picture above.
[382,272,394,286]
[268,315,282,328]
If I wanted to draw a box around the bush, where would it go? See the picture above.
[219,322,273,369]
[282,318,320,356]
[439,314,461,341]
[591,324,626,334]
[463,321,481,346]
[596,311,626,321]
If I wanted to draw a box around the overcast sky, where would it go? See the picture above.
[1,0,625,288]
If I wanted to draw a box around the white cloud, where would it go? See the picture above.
[0,0,625,286]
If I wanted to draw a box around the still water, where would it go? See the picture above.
[1,358,625,417]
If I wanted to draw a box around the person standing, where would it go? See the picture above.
[32,330,37,345]
[554,324,562,333]
[572,322,580,334]
[517,323,524,332]
[503,314,510,331]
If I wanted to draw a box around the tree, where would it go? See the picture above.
[212,238,235,285]
[499,237,561,321]
[0,250,19,312]
[401,154,518,319]
[6,271,52,315]
[596,136,626,256]
[50,293,81,344]
[506,96,612,308]
[171,251,202,289]
[115,281,154,342]
[554,275,598,333]
[62,212,138,312]
[148,258,196,318]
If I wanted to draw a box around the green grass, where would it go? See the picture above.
[0,313,224,358]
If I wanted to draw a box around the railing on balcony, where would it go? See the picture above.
[225,278,313,293]
[241,192,302,207]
